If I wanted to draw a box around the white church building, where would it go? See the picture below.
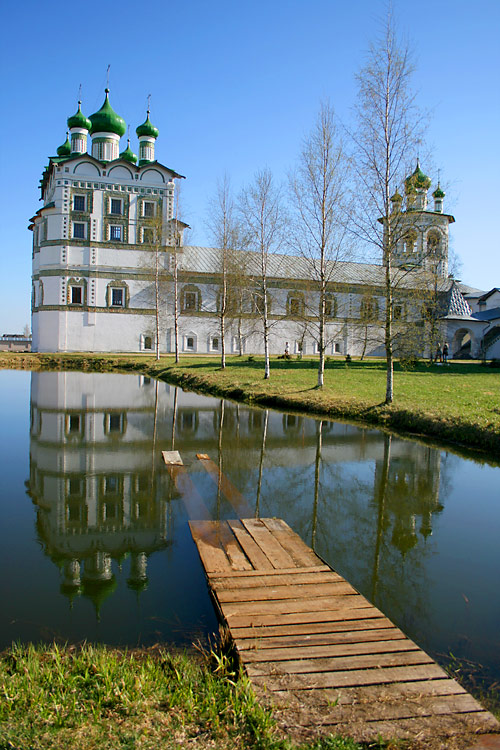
[30,90,500,360]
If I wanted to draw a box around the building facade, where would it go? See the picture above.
[30,92,498,359]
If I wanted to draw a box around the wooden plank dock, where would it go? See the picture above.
[190,517,500,745]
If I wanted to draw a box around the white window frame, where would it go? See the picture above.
[184,333,197,352]
[109,197,123,215]
[142,200,155,218]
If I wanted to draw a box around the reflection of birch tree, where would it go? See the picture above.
[255,409,269,518]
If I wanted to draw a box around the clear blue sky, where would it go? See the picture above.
[1,0,499,333]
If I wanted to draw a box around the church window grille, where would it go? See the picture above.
[287,291,305,317]
[142,227,155,244]
[143,201,155,217]
[72,222,86,239]
[111,288,124,307]
[109,225,122,241]
[110,198,122,215]
[73,195,86,211]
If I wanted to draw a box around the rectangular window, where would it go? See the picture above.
[110,225,122,241]
[110,198,122,215]
[186,336,194,350]
[290,298,300,316]
[69,415,80,433]
[73,195,86,211]
[212,337,219,350]
[70,286,83,304]
[142,227,155,244]
[143,201,155,217]
[185,292,196,311]
[73,222,85,239]
[111,288,124,306]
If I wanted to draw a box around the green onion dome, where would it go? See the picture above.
[136,111,159,139]
[390,189,403,202]
[432,184,445,199]
[57,134,71,156]
[119,139,138,164]
[405,161,431,193]
[67,101,91,131]
[89,89,126,137]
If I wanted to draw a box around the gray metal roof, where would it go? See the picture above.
[181,246,456,291]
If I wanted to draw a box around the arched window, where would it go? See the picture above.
[181,284,202,312]
[404,230,417,254]
[426,230,441,255]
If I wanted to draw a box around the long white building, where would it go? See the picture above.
[30,91,500,359]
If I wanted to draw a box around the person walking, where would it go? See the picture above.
[435,343,442,363]
[443,342,449,363]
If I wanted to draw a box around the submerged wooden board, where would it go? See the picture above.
[189,518,499,744]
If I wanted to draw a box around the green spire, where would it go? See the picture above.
[119,139,138,164]
[57,133,71,156]
[89,89,126,137]
[67,101,91,131]
[136,110,159,139]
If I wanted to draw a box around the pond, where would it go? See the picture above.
[1,369,499,697]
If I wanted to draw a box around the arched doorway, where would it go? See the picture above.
[452,328,473,358]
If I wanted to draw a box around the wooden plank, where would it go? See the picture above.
[189,520,232,573]
[230,615,393,639]
[260,518,324,567]
[328,713,500,739]
[245,651,433,676]
[167,466,211,520]
[209,565,331,579]
[227,520,274,570]
[271,679,469,708]
[238,638,419,662]
[196,455,253,517]
[217,580,357,603]
[162,450,183,465]
[286,692,488,726]
[240,518,297,569]
[221,593,373,617]
[234,628,407,653]
[209,521,253,571]
[250,663,449,690]
[226,606,381,629]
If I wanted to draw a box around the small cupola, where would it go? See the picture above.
[432,183,445,213]
[119,138,138,165]
[89,89,126,162]
[136,109,159,165]
[390,189,403,212]
[56,133,71,157]
[67,101,91,154]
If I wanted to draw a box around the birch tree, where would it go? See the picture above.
[290,103,351,387]
[239,169,285,379]
[352,11,424,402]
[207,175,243,369]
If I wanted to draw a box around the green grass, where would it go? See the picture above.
[0,642,376,750]
[2,351,498,458]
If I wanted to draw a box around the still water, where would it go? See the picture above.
[1,369,499,692]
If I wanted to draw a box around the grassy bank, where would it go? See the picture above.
[0,642,374,750]
[2,351,499,458]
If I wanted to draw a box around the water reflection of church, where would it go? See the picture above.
[27,371,445,615]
